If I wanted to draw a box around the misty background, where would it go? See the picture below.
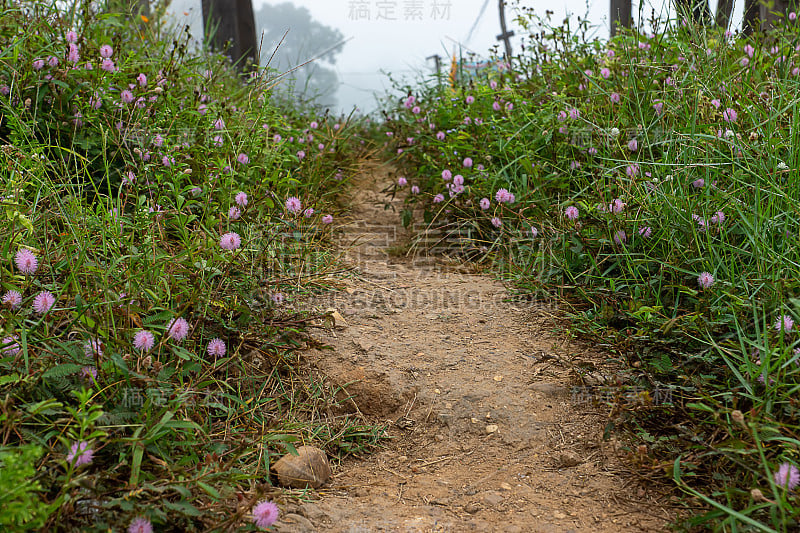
[167,0,746,114]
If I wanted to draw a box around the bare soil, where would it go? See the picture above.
[276,161,673,532]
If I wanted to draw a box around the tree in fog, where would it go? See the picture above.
[255,2,345,105]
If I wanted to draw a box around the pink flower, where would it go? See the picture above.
[722,108,738,123]
[33,291,56,314]
[710,211,725,224]
[653,102,663,115]
[1,336,19,356]
[252,500,279,529]
[441,169,452,181]
[67,44,79,63]
[309,121,318,129]
[285,197,302,213]
[433,194,444,203]
[776,315,794,333]
[639,226,652,238]
[530,226,538,237]
[47,56,59,67]
[600,67,611,79]
[774,463,800,490]
[628,139,638,151]
[463,157,473,168]
[398,177,407,186]
[412,105,421,114]
[133,330,155,351]
[744,44,755,58]
[84,339,103,358]
[101,59,115,72]
[207,338,226,358]
[436,131,445,140]
[297,150,306,160]
[67,441,93,466]
[237,153,249,165]
[15,248,38,275]
[692,178,705,188]
[564,206,579,220]
[33,59,45,70]
[411,185,420,194]
[137,73,147,87]
[609,198,625,213]
[3,290,22,310]
[212,135,223,147]
[128,517,153,533]
[491,217,502,228]
[80,366,97,384]
[100,44,113,58]
[66,30,78,43]
[466,95,475,104]
[711,99,721,109]
[697,272,714,289]
[610,92,621,104]
[791,11,797,21]
[322,214,333,224]
[235,192,248,207]
[489,80,498,89]
[480,198,490,210]
[613,230,627,245]
[626,164,639,177]
[569,107,580,120]
[220,232,242,250]
[495,188,515,203]
[303,207,315,218]
[121,90,134,104]
[167,317,190,342]
[214,118,225,130]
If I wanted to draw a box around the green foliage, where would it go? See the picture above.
[0,444,57,530]
[380,7,800,531]
[0,0,380,530]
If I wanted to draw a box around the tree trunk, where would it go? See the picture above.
[674,0,711,25]
[715,0,734,28]
[761,0,794,29]
[743,0,760,34]
[201,0,259,72]
[610,0,631,36]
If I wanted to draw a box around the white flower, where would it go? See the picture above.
[609,127,620,138]
[778,161,789,171]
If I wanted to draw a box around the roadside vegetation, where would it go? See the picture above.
[381,6,800,531]
[0,1,383,530]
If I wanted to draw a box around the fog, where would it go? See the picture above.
[167,0,745,114]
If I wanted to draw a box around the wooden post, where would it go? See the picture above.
[201,0,259,72]
[610,0,631,36]
[427,54,442,77]
[496,0,514,67]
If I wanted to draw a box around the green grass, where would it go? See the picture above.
[379,8,800,531]
[0,1,385,530]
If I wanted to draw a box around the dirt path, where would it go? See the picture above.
[280,161,671,532]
